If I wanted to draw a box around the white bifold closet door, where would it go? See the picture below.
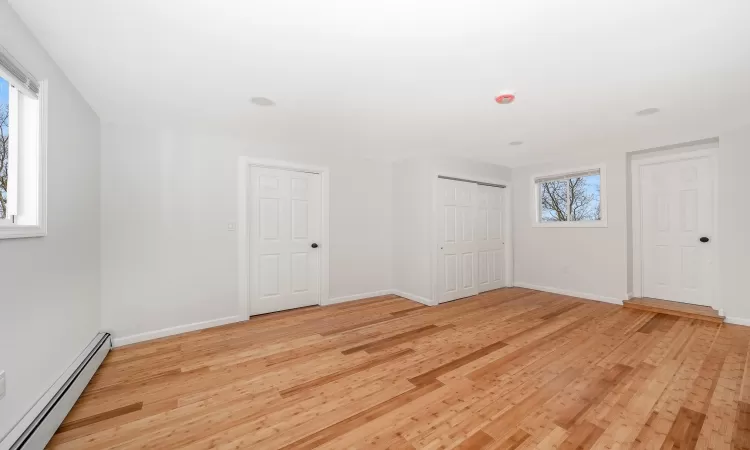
[476,185,506,293]
[249,167,322,315]
[436,179,506,304]
[437,179,478,303]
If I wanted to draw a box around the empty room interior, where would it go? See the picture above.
[2,0,750,449]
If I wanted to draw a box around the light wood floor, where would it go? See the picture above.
[48,288,750,449]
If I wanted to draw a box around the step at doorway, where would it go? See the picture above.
[623,297,724,323]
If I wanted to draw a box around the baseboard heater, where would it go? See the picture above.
[3,332,111,450]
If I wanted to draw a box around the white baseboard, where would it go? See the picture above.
[112,315,243,347]
[627,292,634,300]
[322,290,395,306]
[725,316,750,327]
[391,290,437,306]
[513,282,625,306]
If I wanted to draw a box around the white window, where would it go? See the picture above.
[532,165,607,227]
[0,45,46,239]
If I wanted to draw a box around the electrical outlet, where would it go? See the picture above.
[0,370,5,400]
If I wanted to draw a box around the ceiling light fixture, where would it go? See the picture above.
[635,107,660,116]
[509,141,523,146]
[250,97,275,106]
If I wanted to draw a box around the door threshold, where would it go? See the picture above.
[623,298,724,323]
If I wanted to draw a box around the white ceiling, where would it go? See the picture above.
[9,0,750,166]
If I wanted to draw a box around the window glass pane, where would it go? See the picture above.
[569,174,601,221]
[0,75,9,220]
[539,179,568,222]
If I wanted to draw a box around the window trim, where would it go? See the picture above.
[0,78,47,239]
[531,164,607,228]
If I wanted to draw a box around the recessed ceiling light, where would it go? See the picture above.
[250,97,275,106]
[509,141,523,146]
[635,107,660,116]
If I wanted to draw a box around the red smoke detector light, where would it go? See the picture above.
[495,93,515,104]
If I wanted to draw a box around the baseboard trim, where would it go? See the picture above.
[1,333,110,450]
[513,282,625,305]
[391,290,437,307]
[111,316,243,347]
[322,290,395,306]
[725,316,750,326]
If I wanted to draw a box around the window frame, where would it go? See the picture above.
[0,68,47,239]
[531,164,607,228]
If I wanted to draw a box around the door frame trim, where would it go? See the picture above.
[431,172,513,305]
[237,157,330,318]
[630,148,719,308]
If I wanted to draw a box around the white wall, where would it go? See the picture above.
[0,3,100,438]
[392,158,433,300]
[512,153,629,303]
[392,156,512,302]
[717,125,750,321]
[100,125,392,342]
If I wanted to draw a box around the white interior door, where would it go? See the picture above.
[640,157,715,306]
[249,167,321,315]
[436,179,478,303]
[476,185,506,293]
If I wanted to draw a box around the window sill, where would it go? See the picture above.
[532,221,608,228]
[0,224,47,239]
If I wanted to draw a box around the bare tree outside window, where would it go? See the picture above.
[539,174,601,222]
[1,76,9,219]
[539,179,567,222]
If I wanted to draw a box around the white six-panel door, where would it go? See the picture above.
[249,167,322,315]
[437,179,479,303]
[640,157,715,306]
[476,185,505,293]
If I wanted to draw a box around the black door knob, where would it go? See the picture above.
[311,243,319,248]
[699,237,709,243]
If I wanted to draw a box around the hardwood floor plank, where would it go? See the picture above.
[490,429,529,450]
[390,305,427,317]
[318,315,404,336]
[554,363,632,429]
[408,339,508,386]
[48,399,179,446]
[482,367,580,440]
[56,402,143,433]
[47,288,750,449]
[278,381,444,450]
[733,401,750,450]
[683,322,730,414]
[660,406,705,450]
[467,316,592,381]
[638,313,680,334]
[341,324,454,355]
[559,421,604,450]
[455,430,495,449]
[540,302,583,320]
[279,348,414,398]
